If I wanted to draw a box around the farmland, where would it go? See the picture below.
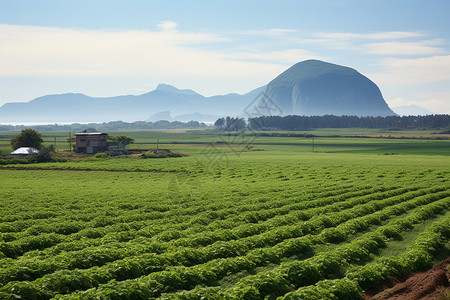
[0,130,449,299]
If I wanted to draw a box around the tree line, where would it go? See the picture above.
[0,120,207,132]
[216,115,450,131]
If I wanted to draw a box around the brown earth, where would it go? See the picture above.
[364,257,450,300]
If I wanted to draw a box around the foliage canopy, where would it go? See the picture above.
[108,135,135,146]
[10,128,44,150]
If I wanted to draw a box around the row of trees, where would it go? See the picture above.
[214,117,246,131]
[0,120,207,132]
[215,115,450,131]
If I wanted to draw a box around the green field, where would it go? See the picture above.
[1,129,449,156]
[0,130,449,299]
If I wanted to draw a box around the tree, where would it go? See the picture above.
[116,136,135,147]
[108,135,135,147]
[10,129,44,150]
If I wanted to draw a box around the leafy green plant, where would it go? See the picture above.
[140,151,182,159]
[93,152,109,158]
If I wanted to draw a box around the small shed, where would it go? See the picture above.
[11,147,40,157]
[75,132,108,154]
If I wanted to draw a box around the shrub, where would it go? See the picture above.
[140,151,182,159]
[28,146,55,163]
[93,152,109,158]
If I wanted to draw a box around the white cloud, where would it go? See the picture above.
[314,31,425,41]
[387,98,410,107]
[244,30,426,44]
[419,98,449,112]
[310,31,447,57]
[375,56,450,114]
[230,49,323,64]
[362,40,444,56]
[241,28,299,37]
[386,97,450,114]
[157,21,178,31]
[370,55,450,86]
[0,23,293,100]
[0,24,280,79]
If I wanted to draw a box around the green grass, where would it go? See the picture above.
[0,130,449,299]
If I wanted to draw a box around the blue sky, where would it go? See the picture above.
[1,0,450,113]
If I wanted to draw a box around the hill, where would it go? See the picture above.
[264,60,397,117]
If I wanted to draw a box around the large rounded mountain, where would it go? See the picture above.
[265,60,396,117]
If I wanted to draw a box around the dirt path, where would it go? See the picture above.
[364,257,450,300]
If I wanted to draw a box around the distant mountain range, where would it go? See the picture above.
[391,105,435,116]
[0,60,402,123]
[0,83,264,123]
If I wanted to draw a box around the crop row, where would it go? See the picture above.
[280,213,450,299]
[0,182,374,232]
[161,197,448,299]
[0,183,371,242]
[0,186,435,288]
[0,183,413,253]
[0,185,402,267]
[3,190,445,299]
[220,199,448,299]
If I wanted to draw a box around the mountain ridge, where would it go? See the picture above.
[264,60,396,117]
[0,60,398,123]
[0,84,264,123]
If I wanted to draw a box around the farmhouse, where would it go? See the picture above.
[75,132,108,154]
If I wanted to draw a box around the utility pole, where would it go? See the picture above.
[312,137,315,152]
[157,138,159,150]
[54,137,56,149]
[69,132,72,152]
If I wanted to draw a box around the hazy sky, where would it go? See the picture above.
[1,0,450,113]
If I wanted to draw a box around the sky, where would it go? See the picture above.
[1,0,450,113]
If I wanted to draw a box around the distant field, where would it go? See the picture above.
[1,128,449,156]
[0,130,449,299]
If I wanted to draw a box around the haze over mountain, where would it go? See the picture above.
[0,84,263,123]
[146,111,221,123]
[0,60,398,123]
[391,105,435,116]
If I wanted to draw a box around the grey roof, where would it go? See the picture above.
[75,132,108,136]
[11,147,40,155]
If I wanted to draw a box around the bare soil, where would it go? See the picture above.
[364,257,450,300]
